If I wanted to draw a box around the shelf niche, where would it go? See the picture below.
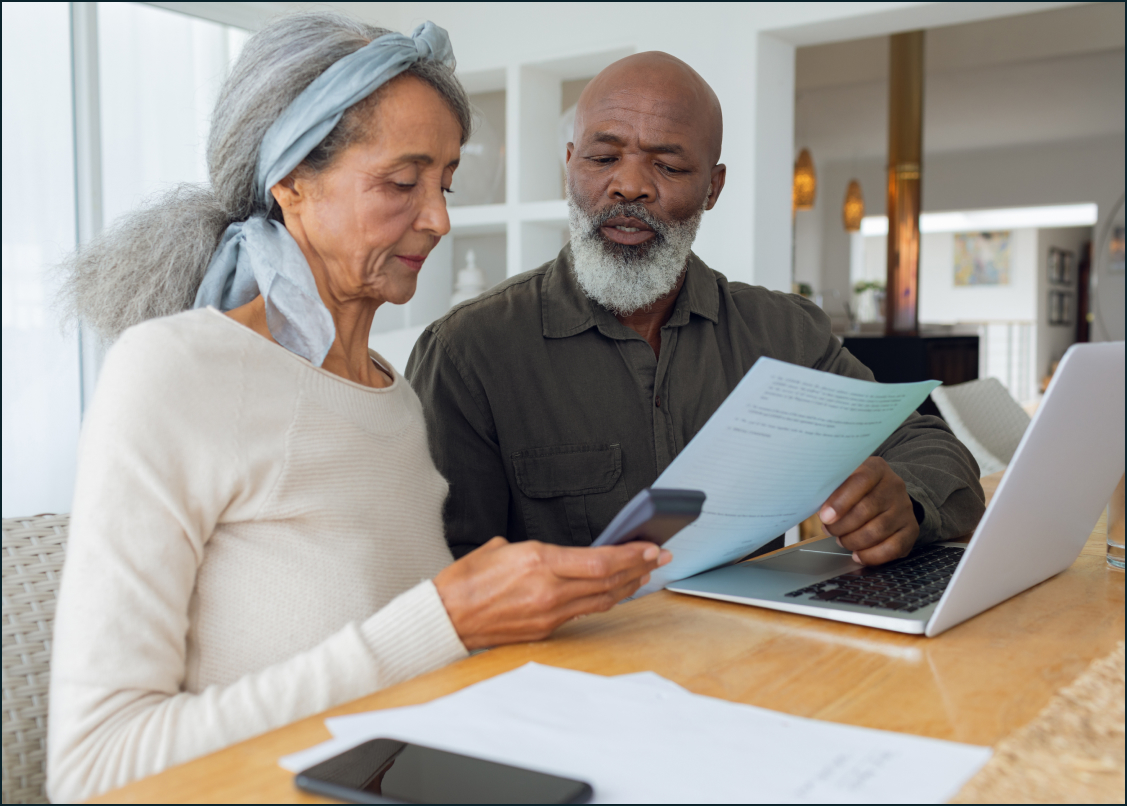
[371,47,633,346]
[449,86,506,207]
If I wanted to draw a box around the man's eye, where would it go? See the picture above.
[588,156,616,164]
[659,164,682,174]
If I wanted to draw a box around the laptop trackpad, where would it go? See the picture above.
[752,547,858,577]
[671,544,861,600]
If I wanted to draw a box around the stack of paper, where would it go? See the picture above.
[281,663,989,803]
[636,358,940,596]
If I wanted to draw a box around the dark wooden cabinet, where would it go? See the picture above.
[841,334,979,419]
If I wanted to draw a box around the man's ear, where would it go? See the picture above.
[565,142,574,166]
[270,175,301,214]
[705,164,726,210]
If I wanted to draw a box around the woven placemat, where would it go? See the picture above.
[952,640,1125,804]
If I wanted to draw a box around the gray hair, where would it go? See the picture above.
[59,10,472,342]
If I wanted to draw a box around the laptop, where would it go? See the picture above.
[666,341,1125,637]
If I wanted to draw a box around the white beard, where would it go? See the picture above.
[567,191,706,316]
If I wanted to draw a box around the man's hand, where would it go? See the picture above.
[818,457,919,565]
[434,537,671,651]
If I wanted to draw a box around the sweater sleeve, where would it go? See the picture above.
[47,322,466,803]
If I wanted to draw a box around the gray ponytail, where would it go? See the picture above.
[59,10,471,342]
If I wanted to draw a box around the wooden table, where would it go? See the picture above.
[95,472,1123,803]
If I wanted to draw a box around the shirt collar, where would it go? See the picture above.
[542,245,719,340]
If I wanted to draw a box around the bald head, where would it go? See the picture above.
[564,52,726,319]
[576,52,723,165]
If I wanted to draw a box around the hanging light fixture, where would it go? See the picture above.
[843,179,865,231]
[792,148,816,212]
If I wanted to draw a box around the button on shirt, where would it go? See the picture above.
[407,246,985,558]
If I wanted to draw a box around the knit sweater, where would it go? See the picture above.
[47,308,467,802]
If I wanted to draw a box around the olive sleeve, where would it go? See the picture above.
[405,327,510,558]
[798,297,986,544]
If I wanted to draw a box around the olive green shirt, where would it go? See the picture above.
[406,246,985,558]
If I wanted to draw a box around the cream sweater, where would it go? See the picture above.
[47,309,467,802]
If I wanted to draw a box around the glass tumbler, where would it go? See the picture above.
[1108,474,1125,571]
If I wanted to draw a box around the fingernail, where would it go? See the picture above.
[835,537,842,548]
[852,552,861,564]
[659,550,673,566]
[643,545,659,561]
[640,573,651,585]
[820,506,837,523]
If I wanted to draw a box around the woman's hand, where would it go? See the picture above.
[433,537,672,651]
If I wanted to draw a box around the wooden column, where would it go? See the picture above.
[885,31,924,336]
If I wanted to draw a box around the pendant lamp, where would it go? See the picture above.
[792,148,816,212]
[843,180,865,231]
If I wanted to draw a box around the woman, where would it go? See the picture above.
[48,12,669,801]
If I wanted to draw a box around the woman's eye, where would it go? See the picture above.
[394,183,416,190]
[442,187,454,195]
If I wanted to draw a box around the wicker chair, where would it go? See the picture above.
[931,377,1031,477]
[2,514,69,805]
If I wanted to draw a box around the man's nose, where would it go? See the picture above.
[606,158,655,203]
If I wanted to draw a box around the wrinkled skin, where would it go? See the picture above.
[568,54,920,565]
[566,52,725,355]
[228,75,670,650]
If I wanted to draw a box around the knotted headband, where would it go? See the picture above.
[194,21,455,365]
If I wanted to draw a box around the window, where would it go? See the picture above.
[0,3,249,518]
[2,2,81,517]
[98,3,247,225]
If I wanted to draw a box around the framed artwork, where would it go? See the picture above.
[1048,290,1074,326]
[1047,247,1074,285]
[1061,250,1074,284]
[1048,248,1062,284]
[954,231,1011,286]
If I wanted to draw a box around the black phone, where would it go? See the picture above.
[294,738,593,804]
[589,487,706,547]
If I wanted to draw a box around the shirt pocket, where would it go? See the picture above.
[511,443,628,546]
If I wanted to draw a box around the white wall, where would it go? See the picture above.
[852,224,1092,403]
[1036,226,1090,377]
[918,229,1038,323]
[811,133,1126,325]
[333,1,1068,292]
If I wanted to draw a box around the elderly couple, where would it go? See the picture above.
[48,10,983,801]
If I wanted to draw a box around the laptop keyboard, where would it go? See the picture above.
[783,545,965,613]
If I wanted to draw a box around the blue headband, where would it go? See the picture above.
[194,21,455,366]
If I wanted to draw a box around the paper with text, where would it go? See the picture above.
[636,358,938,596]
[280,663,989,804]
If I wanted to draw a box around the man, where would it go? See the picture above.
[407,52,984,566]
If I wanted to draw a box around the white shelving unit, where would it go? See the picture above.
[370,45,633,358]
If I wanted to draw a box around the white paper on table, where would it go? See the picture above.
[281,663,989,804]
[635,358,939,596]
[277,670,687,776]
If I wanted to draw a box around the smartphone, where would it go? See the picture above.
[294,738,593,804]
[589,487,706,548]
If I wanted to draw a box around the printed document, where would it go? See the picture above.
[280,663,990,804]
[636,358,938,596]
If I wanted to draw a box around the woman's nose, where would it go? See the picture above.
[416,184,451,237]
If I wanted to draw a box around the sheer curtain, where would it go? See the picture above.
[98,3,247,226]
[2,2,81,517]
[1,3,248,518]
